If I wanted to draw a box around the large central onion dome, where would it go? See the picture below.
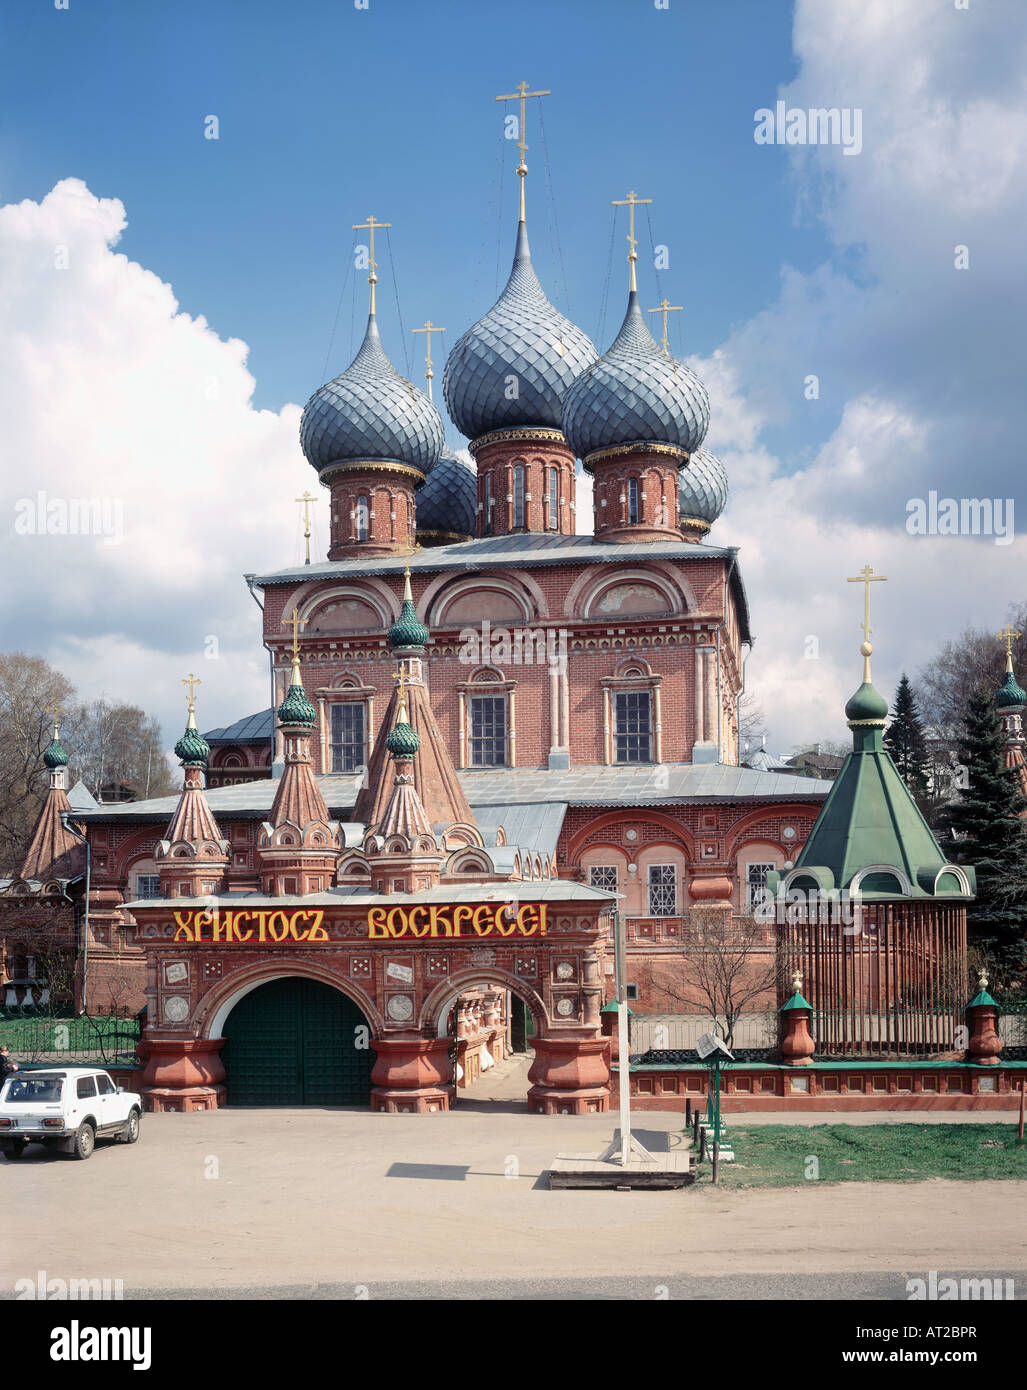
[442,221,598,440]
[415,446,477,541]
[562,291,710,461]
[300,313,444,475]
[679,446,729,527]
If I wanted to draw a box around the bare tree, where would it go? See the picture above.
[737,691,766,752]
[917,602,1027,731]
[647,909,785,1049]
[0,653,76,874]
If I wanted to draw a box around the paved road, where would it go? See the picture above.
[3,1079,1024,1299]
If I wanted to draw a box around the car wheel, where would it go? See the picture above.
[73,1122,95,1161]
[119,1109,141,1144]
[2,1140,27,1160]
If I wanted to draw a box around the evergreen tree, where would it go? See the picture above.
[884,674,930,801]
[949,689,1027,988]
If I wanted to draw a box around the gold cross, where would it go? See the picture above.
[847,565,887,681]
[611,189,652,292]
[181,673,201,711]
[281,607,307,661]
[998,624,1022,657]
[495,81,551,220]
[295,491,318,566]
[647,298,683,354]
[46,700,65,738]
[352,214,392,315]
[412,321,446,402]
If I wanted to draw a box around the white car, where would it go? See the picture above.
[0,1068,142,1160]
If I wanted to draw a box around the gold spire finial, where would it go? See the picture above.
[412,321,446,403]
[295,491,317,566]
[402,533,422,601]
[181,674,201,730]
[281,607,307,683]
[611,189,653,293]
[495,81,551,223]
[395,668,410,723]
[998,623,1021,673]
[647,298,683,355]
[792,969,803,996]
[846,565,888,684]
[352,214,392,317]
[46,700,65,740]
[978,966,989,992]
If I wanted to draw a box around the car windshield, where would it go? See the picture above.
[2,1077,64,1104]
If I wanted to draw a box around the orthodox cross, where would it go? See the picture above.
[611,189,652,292]
[647,298,683,354]
[495,81,550,221]
[295,491,318,566]
[846,564,887,681]
[181,674,201,718]
[998,623,1021,657]
[402,532,422,578]
[352,214,391,316]
[412,321,446,403]
[46,700,65,738]
[281,607,307,662]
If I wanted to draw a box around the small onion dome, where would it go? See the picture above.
[388,595,430,652]
[42,734,69,770]
[562,291,710,461]
[300,313,444,475]
[679,447,728,526]
[277,677,317,728]
[386,716,420,758]
[845,681,889,725]
[415,447,476,539]
[442,220,598,439]
[995,664,1026,709]
[174,724,210,766]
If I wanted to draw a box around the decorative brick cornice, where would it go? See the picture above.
[469,427,567,454]
[320,460,425,485]
[583,440,687,470]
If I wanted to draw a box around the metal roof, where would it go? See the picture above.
[67,779,99,811]
[250,533,753,644]
[203,709,274,745]
[471,802,568,859]
[124,879,615,911]
[76,761,830,828]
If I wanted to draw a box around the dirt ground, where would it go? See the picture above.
[3,1055,1025,1294]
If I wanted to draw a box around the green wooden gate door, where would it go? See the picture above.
[223,977,373,1106]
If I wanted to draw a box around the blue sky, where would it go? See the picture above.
[2,0,829,438]
[1,0,1024,754]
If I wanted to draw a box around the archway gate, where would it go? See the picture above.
[125,889,614,1114]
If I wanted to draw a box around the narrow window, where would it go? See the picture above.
[330,702,366,773]
[548,467,559,529]
[627,478,639,525]
[469,694,507,766]
[356,495,369,542]
[614,690,651,763]
[513,465,525,528]
[483,472,492,522]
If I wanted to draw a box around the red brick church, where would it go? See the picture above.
[4,91,1007,1112]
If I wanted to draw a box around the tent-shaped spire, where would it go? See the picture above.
[19,717,84,882]
[156,684,229,897]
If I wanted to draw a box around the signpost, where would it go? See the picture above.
[696,1031,734,1173]
[599,909,652,1166]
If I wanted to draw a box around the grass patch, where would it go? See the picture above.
[696,1123,1027,1188]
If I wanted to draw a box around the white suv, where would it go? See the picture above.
[0,1068,142,1160]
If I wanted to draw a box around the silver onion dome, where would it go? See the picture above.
[415,447,477,539]
[442,220,598,440]
[679,446,728,525]
[300,313,444,474]
[562,291,710,460]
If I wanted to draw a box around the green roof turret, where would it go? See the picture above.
[42,721,69,770]
[388,562,429,651]
[175,676,211,764]
[995,637,1025,710]
[385,680,420,757]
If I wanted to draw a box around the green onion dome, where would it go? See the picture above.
[277,678,317,728]
[388,595,430,651]
[845,681,889,725]
[174,724,210,766]
[386,716,420,758]
[995,665,1026,710]
[42,734,69,769]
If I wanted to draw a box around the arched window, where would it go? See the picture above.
[483,472,492,526]
[513,465,525,528]
[627,478,639,525]
[547,467,559,530]
[356,495,369,542]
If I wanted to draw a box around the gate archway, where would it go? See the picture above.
[222,976,374,1106]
